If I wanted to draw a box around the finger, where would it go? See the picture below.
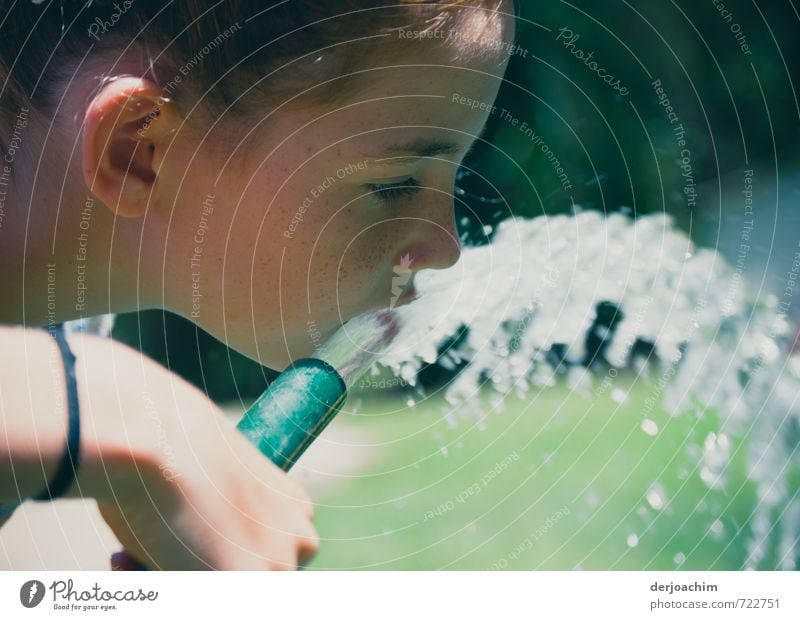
[297,530,320,568]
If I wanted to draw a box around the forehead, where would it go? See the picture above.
[377,2,515,82]
[253,4,514,165]
[320,9,513,148]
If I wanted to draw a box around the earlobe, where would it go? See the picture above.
[81,77,177,218]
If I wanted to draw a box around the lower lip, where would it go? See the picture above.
[396,285,418,306]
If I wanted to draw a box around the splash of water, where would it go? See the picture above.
[316,309,400,388]
[375,211,798,570]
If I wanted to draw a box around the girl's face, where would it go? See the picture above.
[164,13,514,368]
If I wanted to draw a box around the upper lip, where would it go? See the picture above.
[397,279,418,305]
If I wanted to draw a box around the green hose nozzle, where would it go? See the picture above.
[236,357,347,471]
[236,309,401,472]
[114,310,400,569]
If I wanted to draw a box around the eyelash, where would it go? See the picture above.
[366,178,421,203]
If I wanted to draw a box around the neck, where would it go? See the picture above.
[0,121,160,326]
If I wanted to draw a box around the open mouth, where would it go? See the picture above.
[393,284,418,307]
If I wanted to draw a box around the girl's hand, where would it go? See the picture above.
[71,332,319,570]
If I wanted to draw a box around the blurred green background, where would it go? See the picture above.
[111,1,799,569]
[301,380,757,570]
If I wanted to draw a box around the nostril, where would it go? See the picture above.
[402,232,461,272]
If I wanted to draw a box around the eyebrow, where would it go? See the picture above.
[371,138,466,164]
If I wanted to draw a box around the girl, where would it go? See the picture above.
[0,0,513,569]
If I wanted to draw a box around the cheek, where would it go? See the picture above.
[290,210,401,306]
[233,179,404,332]
[337,225,397,283]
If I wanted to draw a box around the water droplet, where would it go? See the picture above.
[627,533,639,548]
[611,388,628,404]
[646,483,667,510]
[673,552,686,566]
[641,418,659,436]
[440,445,449,457]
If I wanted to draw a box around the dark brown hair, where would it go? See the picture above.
[0,0,506,132]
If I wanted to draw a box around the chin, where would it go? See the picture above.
[257,331,336,369]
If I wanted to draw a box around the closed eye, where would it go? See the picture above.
[366,178,422,203]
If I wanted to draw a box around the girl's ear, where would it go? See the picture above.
[81,77,179,218]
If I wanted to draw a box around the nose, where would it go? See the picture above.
[401,195,462,271]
